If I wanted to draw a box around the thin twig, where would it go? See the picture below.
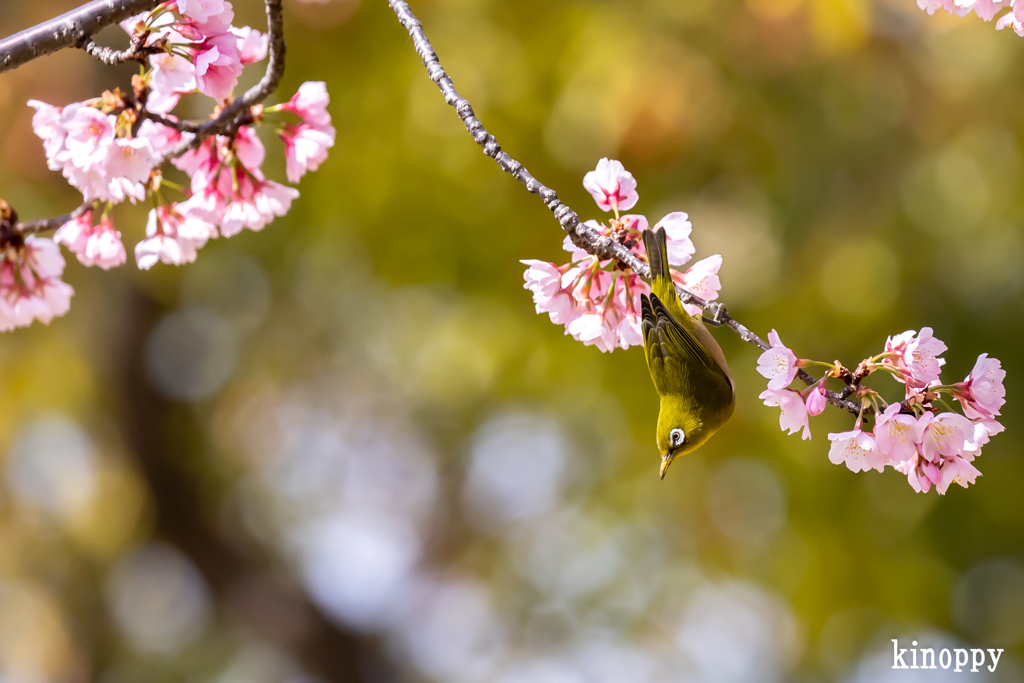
[386,0,862,415]
[81,37,161,66]
[0,0,163,74]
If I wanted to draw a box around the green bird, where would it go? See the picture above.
[640,227,735,479]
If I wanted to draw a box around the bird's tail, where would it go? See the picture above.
[642,227,675,303]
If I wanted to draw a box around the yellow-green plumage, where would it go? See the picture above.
[640,227,735,479]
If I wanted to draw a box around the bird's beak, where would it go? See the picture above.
[660,452,676,480]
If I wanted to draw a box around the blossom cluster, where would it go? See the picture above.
[521,158,723,352]
[0,214,74,332]
[4,0,336,332]
[757,327,1006,495]
[917,0,1024,36]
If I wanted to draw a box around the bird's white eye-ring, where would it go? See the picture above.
[670,428,685,447]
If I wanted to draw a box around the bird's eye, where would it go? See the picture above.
[670,428,685,447]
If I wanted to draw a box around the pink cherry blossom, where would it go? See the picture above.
[173,134,217,178]
[146,53,196,114]
[280,81,332,128]
[522,260,562,297]
[760,388,811,440]
[582,158,638,213]
[177,0,227,24]
[885,327,946,385]
[805,379,827,417]
[192,1,235,34]
[673,254,723,318]
[614,273,648,349]
[193,31,243,99]
[952,353,1006,419]
[27,100,67,167]
[962,419,1004,461]
[137,118,195,156]
[757,329,799,390]
[653,212,695,266]
[828,427,886,473]
[136,205,217,269]
[936,455,983,495]
[918,0,1018,28]
[916,411,974,462]
[0,236,74,331]
[217,169,299,237]
[894,452,941,493]
[102,137,156,203]
[563,267,619,352]
[54,212,127,270]
[231,26,268,64]
[281,123,335,183]
[567,311,619,353]
[521,260,579,325]
[62,106,115,170]
[232,126,266,171]
[873,404,919,464]
[997,6,1024,35]
[904,327,947,385]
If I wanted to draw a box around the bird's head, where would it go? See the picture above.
[656,397,730,479]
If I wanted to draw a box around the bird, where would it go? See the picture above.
[640,227,735,479]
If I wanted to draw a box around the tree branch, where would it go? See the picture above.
[0,0,163,74]
[80,36,162,66]
[385,0,862,415]
[9,0,286,234]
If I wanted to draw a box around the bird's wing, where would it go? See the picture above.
[642,293,728,391]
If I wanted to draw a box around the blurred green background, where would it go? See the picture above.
[0,0,1021,681]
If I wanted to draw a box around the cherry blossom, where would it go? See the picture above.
[13,0,331,329]
[760,388,811,440]
[883,327,946,385]
[218,171,299,238]
[232,26,269,64]
[673,254,723,318]
[582,158,638,213]
[962,419,1004,460]
[936,455,983,495]
[54,212,127,270]
[279,81,332,128]
[137,118,194,156]
[177,0,227,25]
[62,106,115,169]
[917,0,1024,35]
[653,212,695,266]
[915,411,974,462]
[894,452,941,494]
[136,205,217,269]
[27,100,68,167]
[146,54,196,114]
[521,260,579,326]
[828,428,886,473]
[281,123,336,183]
[952,353,1006,420]
[757,330,799,390]
[193,31,243,99]
[805,379,827,417]
[567,310,619,353]
[997,6,1024,35]
[0,236,74,331]
[873,404,919,464]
